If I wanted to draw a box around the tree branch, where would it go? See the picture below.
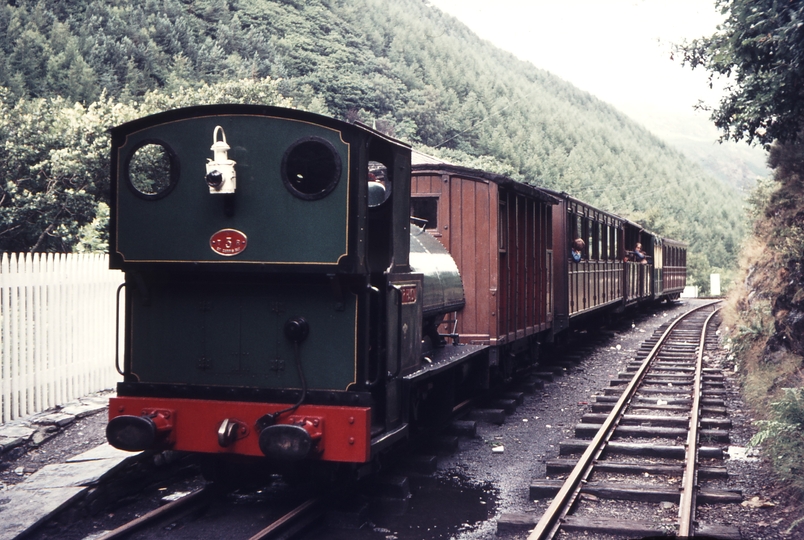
[30,223,55,253]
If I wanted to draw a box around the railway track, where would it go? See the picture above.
[526,301,741,539]
[94,486,324,540]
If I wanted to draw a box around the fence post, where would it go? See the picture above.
[1,252,11,423]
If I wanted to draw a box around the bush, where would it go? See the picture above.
[750,387,804,493]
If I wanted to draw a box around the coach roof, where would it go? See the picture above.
[411,151,559,205]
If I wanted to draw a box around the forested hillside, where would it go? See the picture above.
[0,0,746,291]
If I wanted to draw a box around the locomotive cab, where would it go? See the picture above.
[106,105,432,469]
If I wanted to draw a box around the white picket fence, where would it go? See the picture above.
[0,252,123,423]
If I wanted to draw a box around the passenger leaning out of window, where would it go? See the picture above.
[571,238,585,263]
[633,242,647,264]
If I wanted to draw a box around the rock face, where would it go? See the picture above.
[768,254,804,359]
[734,140,804,370]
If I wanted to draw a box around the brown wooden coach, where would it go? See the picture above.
[410,156,558,360]
[660,238,687,299]
[545,190,626,333]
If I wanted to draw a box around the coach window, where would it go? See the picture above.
[576,215,583,240]
[612,230,618,260]
[570,213,581,245]
[585,219,593,260]
[597,222,604,260]
[611,228,617,259]
[126,141,178,199]
[499,199,508,252]
[411,196,438,230]
[599,224,605,260]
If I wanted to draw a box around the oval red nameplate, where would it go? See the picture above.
[210,229,248,256]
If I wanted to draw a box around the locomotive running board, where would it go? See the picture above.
[370,423,409,456]
[403,344,487,383]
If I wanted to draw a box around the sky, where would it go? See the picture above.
[426,0,727,130]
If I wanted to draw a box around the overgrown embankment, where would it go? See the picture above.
[723,140,804,500]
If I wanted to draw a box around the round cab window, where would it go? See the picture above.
[126,141,178,199]
[282,138,341,200]
[368,161,391,207]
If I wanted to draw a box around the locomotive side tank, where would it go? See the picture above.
[409,225,464,314]
[105,105,465,468]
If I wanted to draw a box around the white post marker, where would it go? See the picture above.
[710,274,721,296]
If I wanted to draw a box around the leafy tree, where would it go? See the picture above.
[677,0,804,146]
[0,92,110,252]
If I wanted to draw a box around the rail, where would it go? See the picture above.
[249,497,322,540]
[93,487,322,540]
[95,487,211,539]
[678,306,721,535]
